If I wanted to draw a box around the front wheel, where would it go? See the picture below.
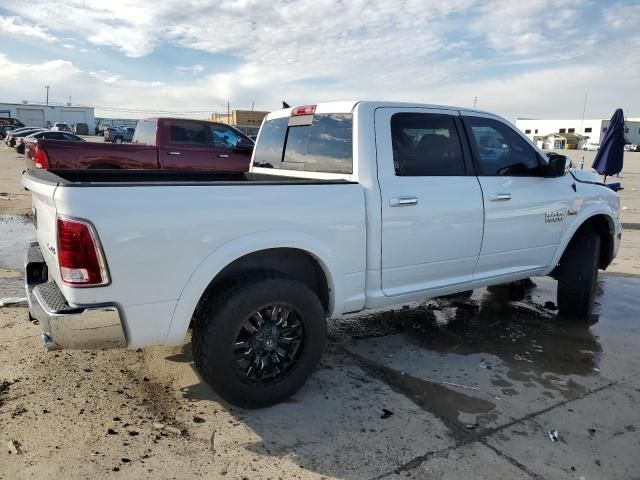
[192,275,327,408]
[114,137,123,144]
[557,231,600,318]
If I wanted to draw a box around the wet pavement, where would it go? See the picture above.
[331,275,640,421]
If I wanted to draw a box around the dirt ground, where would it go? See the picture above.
[1,144,640,479]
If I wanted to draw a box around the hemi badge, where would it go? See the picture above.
[568,208,578,216]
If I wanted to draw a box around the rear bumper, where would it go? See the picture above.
[25,242,126,351]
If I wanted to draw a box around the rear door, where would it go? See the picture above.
[462,113,570,279]
[159,120,215,170]
[375,108,484,296]
[210,124,252,171]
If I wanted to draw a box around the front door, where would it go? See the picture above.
[462,113,571,279]
[160,120,215,170]
[375,108,484,296]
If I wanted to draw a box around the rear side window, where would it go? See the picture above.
[169,122,208,146]
[132,121,156,145]
[253,114,353,174]
[391,113,465,176]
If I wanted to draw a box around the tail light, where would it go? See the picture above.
[57,216,110,286]
[34,145,49,169]
[291,105,317,116]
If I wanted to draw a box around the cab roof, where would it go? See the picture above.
[265,101,494,120]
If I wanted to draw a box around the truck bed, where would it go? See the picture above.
[23,167,366,349]
[27,169,357,186]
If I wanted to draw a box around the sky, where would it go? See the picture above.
[0,0,639,121]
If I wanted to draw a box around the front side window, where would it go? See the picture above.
[169,122,207,146]
[465,116,542,176]
[253,114,353,174]
[391,113,465,176]
[211,125,244,149]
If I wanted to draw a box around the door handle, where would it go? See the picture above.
[389,196,418,207]
[489,193,511,201]
[218,154,229,158]
[168,151,181,156]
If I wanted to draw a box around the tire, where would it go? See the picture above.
[114,137,123,144]
[192,274,326,408]
[16,144,24,155]
[557,231,600,318]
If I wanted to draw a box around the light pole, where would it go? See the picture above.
[45,85,50,106]
[580,94,588,134]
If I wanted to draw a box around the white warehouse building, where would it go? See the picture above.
[516,117,640,150]
[0,101,95,129]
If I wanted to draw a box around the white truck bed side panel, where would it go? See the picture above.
[52,183,366,346]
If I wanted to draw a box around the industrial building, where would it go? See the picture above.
[516,117,640,149]
[0,101,95,129]
[211,109,270,136]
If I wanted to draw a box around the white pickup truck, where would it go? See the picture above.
[23,101,622,407]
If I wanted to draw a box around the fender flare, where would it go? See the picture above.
[547,207,616,273]
[163,230,340,346]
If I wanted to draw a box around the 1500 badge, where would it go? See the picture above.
[545,211,564,223]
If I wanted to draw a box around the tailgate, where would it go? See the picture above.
[22,173,60,282]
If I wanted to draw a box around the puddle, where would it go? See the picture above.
[0,214,35,270]
[332,274,640,431]
[331,276,640,377]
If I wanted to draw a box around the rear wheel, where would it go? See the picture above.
[557,231,600,318]
[114,137,123,144]
[192,274,326,408]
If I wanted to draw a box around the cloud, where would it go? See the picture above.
[0,1,638,120]
[604,2,640,30]
[176,64,205,75]
[0,15,57,41]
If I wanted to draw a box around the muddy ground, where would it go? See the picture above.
[1,144,640,479]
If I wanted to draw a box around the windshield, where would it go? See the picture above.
[253,114,353,174]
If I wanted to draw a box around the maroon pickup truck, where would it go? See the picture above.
[25,117,254,171]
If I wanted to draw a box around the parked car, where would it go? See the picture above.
[104,126,135,143]
[51,122,72,132]
[6,128,47,147]
[74,123,89,136]
[25,117,254,171]
[624,144,639,152]
[19,131,84,155]
[583,142,600,151]
[0,117,25,140]
[22,101,621,407]
[4,126,39,145]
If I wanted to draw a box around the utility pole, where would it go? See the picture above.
[473,96,477,109]
[580,94,588,134]
[45,85,50,106]
[227,101,230,125]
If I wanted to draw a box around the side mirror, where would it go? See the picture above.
[233,138,254,153]
[545,153,570,177]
